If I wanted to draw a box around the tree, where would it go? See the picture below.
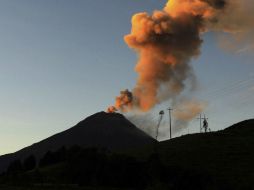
[7,159,23,173]
[23,155,36,171]
[39,151,55,167]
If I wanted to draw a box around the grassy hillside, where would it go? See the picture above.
[157,131,254,189]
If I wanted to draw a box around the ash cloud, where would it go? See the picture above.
[126,112,157,138]
[108,0,254,132]
[173,98,207,133]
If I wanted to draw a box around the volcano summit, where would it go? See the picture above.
[0,112,156,173]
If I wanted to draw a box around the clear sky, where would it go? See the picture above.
[0,0,253,155]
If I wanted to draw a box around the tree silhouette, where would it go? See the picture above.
[7,159,23,173]
[39,151,55,167]
[23,155,36,171]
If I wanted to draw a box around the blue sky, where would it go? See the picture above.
[0,0,253,154]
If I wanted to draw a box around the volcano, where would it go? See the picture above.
[0,112,156,173]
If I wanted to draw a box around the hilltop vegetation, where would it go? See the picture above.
[0,145,215,190]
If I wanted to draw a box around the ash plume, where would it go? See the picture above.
[126,112,157,138]
[115,89,133,112]
[107,106,117,113]
[108,0,254,125]
[173,98,207,132]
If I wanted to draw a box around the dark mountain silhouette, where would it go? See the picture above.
[0,111,156,173]
[152,119,254,190]
[1,118,253,190]
[0,117,254,189]
[224,119,254,134]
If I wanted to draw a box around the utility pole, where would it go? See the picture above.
[197,114,209,133]
[168,107,173,139]
[197,114,202,133]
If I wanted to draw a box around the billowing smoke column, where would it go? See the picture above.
[124,10,203,111]
[108,0,254,114]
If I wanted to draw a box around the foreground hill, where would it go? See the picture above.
[153,119,254,189]
[0,116,253,189]
[0,112,156,173]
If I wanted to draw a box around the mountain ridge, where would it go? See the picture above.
[0,111,156,173]
[1,117,253,189]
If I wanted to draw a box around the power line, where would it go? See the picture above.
[201,77,254,100]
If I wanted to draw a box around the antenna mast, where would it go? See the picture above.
[156,110,164,140]
[197,113,209,133]
[203,114,209,133]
